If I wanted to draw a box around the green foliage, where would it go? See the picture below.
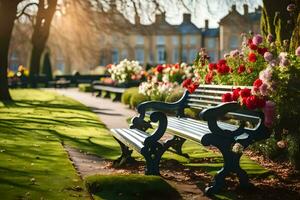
[130,93,149,108]
[121,87,139,105]
[78,83,92,92]
[85,174,181,200]
[184,108,200,119]
[165,88,184,103]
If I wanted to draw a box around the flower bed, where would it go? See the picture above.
[181,33,300,167]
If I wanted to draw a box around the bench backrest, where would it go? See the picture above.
[185,84,260,123]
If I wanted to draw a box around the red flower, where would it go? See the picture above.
[240,88,251,98]
[156,64,164,73]
[187,82,199,93]
[248,52,257,62]
[247,39,253,46]
[218,59,227,65]
[245,95,258,110]
[253,79,263,88]
[205,72,214,84]
[183,79,199,94]
[182,78,192,87]
[237,65,246,74]
[217,64,230,74]
[174,63,180,69]
[257,47,268,55]
[249,44,258,50]
[208,63,217,71]
[222,93,233,102]
[232,88,241,101]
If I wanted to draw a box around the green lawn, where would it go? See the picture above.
[0,89,121,199]
[0,89,269,200]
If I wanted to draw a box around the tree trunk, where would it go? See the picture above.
[29,0,57,87]
[0,1,19,101]
[261,0,300,50]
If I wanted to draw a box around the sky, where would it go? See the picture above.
[118,0,263,28]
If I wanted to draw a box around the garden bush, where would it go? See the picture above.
[130,93,149,109]
[121,87,139,106]
[78,83,92,92]
[165,87,184,103]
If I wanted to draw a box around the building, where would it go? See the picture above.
[8,4,262,74]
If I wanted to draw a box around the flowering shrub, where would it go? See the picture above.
[108,59,143,83]
[149,63,194,84]
[187,32,300,161]
[139,81,178,101]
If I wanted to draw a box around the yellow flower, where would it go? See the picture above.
[7,70,15,78]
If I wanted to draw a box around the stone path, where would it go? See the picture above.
[48,88,136,129]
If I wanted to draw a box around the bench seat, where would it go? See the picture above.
[111,128,149,153]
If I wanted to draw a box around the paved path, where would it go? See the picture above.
[47,88,136,129]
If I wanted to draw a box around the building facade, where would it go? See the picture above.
[8,4,262,74]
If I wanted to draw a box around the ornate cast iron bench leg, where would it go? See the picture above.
[166,136,189,158]
[202,134,251,195]
[113,137,135,167]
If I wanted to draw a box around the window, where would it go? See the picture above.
[207,38,216,49]
[56,52,65,72]
[172,36,179,46]
[189,49,198,63]
[100,52,106,66]
[136,35,144,45]
[135,47,144,64]
[121,49,128,60]
[157,46,166,63]
[112,48,119,64]
[208,52,216,62]
[172,48,179,63]
[230,36,238,49]
[9,51,19,71]
[182,49,187,62]
[182,35,187,45]
[156,35,165,45]
[190,36,197,46]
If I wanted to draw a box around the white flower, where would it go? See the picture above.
[232,143,244,154]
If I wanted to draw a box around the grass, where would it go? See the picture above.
[0,89,121,199]
[0,89,269,199]
[85,175,181,200]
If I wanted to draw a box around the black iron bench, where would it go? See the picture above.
[110,84,271,195]
[92,81,126,101]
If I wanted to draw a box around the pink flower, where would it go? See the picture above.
[296,46,300,57]
[259,83,269,96]
[263,101,276,127]
[287,4,296,12]
[252,34,263,45]
[230,49,239,57]
[267,34,273,43]
[259,67,273,82]
[264,52,273,62]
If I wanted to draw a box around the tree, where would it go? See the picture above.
[0,0,22,101]
[261,0,300,50]
[29,0,58,87]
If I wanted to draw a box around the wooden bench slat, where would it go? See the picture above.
[168,120,210,136]
[188,94,222,100]
[187,98,222,105]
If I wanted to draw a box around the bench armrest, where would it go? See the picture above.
[137,90,189,118]
[200,102,270,145]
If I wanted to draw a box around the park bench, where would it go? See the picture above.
[92,81,126,101]
[110,84,271,195]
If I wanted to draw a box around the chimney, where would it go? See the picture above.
[155,12,166,23]
[183,13,191,22]
[243,4,248,15]
[231,4,236,12]
[205,19,209,29]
